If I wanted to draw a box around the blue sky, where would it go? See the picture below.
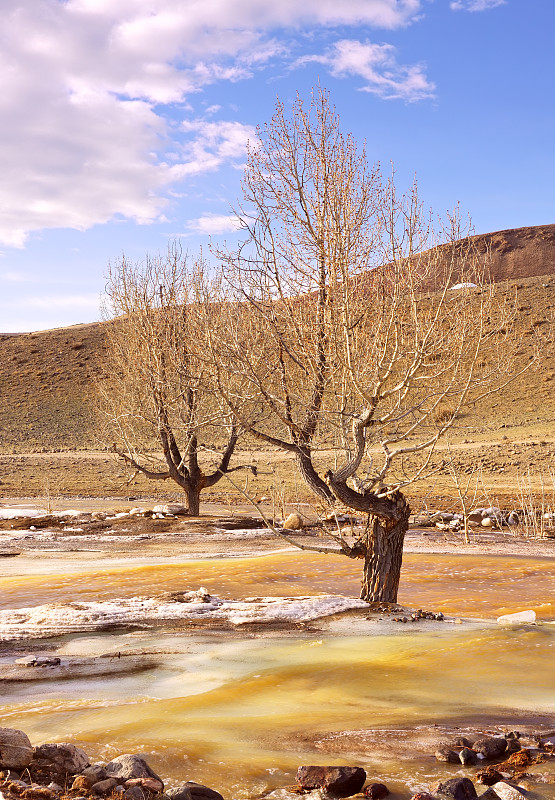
[1,0,553,332]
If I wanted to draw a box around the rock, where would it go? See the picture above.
[365,783,389,799]
[297,766,367,796]
[105,755,163,788]
[283,512,303,530]
[453,737,474,748]
[476,769,504,786]
[126,777,165,793]
[21,787,56,799]
[72,776,94,792]
[435,747,461,763]
[0,729,34,770]
[33,743,90,775]
[479,789,501,800]
[505,740,521,755]
[491,783,527,800]
[481,518,493,528]
[92,778,120,795]
[460,748,478,766]
[47,783,64,794]
[167,782,224,800]
[410,794,436,800]
[496,611,536,625]
[473,738,508,760]
[124,787,147,800]
[435,778,478,800]
[81,765,109,784]
[152,504,188,516]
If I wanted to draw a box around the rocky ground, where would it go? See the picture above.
[0,727,554,800]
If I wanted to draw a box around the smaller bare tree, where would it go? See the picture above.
[100,244,253,515]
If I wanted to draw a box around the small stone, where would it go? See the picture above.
[491,783,528,800]
[33,743,90,775]
[297,766,367,796]
[283,512,304,530]
[92,778,120,795]
[460,748,478,766]
[81,765,108,784]
[496,611,536,625]
[72,775,93,792]
[105,754,163,788]
[126,778,165,793]
[453,737,475,748]
[435,777,478,800]
[476,769,503,786]
[124,787,147,800]
[473,738,508,760]
[410,794,436,800]
[436,747,461,764]
[364,783,389,799]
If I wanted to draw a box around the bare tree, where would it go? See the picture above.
[100,244,253,516]
[211,87,523,602]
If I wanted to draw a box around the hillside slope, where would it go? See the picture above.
[0,224,553,503]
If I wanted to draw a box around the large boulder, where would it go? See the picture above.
[0,728,34,769]
[105,754,163,788]
[435,778,478,800]
[492,783,528,800]
[297,766,367,796]
[33,743,90,775]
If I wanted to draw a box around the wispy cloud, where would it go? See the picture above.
[450,0,506,11]
[187,214,242,235]
[298,39,435,101]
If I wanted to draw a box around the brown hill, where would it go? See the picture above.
[0,225,553,502]
[470,224,555,282]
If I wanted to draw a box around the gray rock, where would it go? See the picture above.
[167,782,224,800]
[453,736,475,748]
[436,778,478,800]
[105,754,163,786]
[297,766,367,796]
[0,728,34,769]
[436,746,461,763]
[81,765,109,784]
[473,738,508,760]
[92,777,120,795]
[34,742,90,775]
[478,789,500,800]
[124,787,148,800]
[491,784,527,800]
[460,748,478,766]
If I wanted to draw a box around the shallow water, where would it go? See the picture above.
[1,550,554,799]
[2,550,554,619]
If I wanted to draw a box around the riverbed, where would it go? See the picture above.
[1,522,554,800]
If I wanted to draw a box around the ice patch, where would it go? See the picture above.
[0,593,368,640]
[0,507,47,519]
[449,282,478,290]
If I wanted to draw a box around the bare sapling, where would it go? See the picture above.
[100,244,255,516]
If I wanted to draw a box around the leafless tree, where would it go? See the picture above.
[100,244,253,515]
[210,87,523,602]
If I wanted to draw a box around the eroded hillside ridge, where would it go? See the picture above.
[470,223,555,282]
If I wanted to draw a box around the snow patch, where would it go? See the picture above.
[0,593,368,640]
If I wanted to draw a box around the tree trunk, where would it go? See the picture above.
[359,502,411,603]
[184,481,202,516]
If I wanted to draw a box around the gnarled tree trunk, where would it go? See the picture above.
[359,508,410,602]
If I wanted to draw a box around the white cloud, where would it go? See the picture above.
[168,120,256,179]
[450,0,506,10]
[0,1,424,247]
[187,214,242,235]
[298,39,435,101]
